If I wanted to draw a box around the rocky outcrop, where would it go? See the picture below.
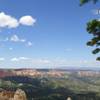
[67,97,72,100]
[0,89,27,100]
[13,89,27,100]
[0,90,14,100]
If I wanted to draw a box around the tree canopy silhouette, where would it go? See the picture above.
[80,0,100,61]
[80,0,98,5]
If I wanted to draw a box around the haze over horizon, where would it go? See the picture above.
[0,0,100,68]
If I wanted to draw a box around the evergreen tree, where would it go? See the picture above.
[80,0,100,61]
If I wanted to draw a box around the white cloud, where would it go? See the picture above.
[10,35,33,47]
[10,34,20,42]
[9,47,13,50]
[20,39,26,43]
[11,58,19,62]
[0,12,36,29]
[10,34,26,43]
[0,34,33,48]
[32,59,51,64]
[19,57,29,60]
[19,16,36,26]
[11,57,30,62]
[10,57,51,65]
[27,41,33,47]
[78,59,100,67]
[7,57,100,68]
[0,12,19,28]
[0,58,5,61]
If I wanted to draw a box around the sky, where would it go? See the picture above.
[0,0,100,68]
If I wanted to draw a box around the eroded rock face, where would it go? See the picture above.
[0,90,14,100]
[13,89,27,100]
[67,97,72,100]
[0,89,27,100]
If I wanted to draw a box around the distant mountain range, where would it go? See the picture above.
[0,68,100,78]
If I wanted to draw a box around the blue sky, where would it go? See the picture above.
[0,0,100,68]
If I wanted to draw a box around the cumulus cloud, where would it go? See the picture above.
[0,12,19,28]
[0,12,36,28]
[19,16,36,26]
